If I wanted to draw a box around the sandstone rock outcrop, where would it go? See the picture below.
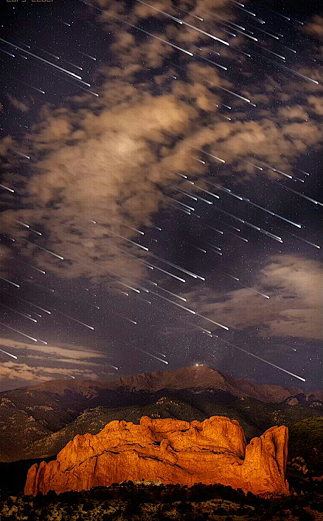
[24,416,289,497]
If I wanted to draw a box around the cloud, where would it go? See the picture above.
[0,0,322,294]
[0,361,99,383]
[0,337,107,361]
[0,338,111,389]
[303,15,323,41]
[0,244,11,278]
[181,255,323,340]
[6,95,30,113]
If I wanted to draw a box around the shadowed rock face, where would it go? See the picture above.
[24,416,289,497]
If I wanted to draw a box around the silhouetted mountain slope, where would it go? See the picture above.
[0,365,322,462]
[22,396,322,461]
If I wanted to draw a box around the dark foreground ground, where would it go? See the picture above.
[0,477,323,521]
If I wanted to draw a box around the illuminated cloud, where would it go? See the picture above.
[182,255,323,340]
[303,14,323,41]
[6,95,30,113]
[0,338,110,389]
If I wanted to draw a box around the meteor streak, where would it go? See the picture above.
[285,231,320,250]
[249,49,319,84]
[0,184,14,193]
[0,303,38,322]
[0,276,20,288]
[108,12,194,56]
[0,321,38,342]
[185,182,218,203]
[251,26,280,39]
[14,151,30,160]
[150,253,205,281]
[241,197,301,228]
[133,345,169,364]
[274,181,323,207]
[23,278,54,293]
[190,145,226,163]
[233,27,258,41]
[254,44,286,61]
[167,61,254,106]
[174,187,198,201]
[64,60,83,71]
[118,223,144,235]
[203,182,301,228]
[177,316,213,336]
[149,288,197,315]
[219,85,254,104]
[177,8,204,22]
[11,295,51,315]
[215,336,305,382]
[150,288,229,330]
[191,215,224,236]
[145,263,186,283]
[122,251,186,283]
[197,314,229,331]
[117,281,141,294]
[0,348,17,360]
[29,44,60,60]
[111,232,149,251]
[187,243,207,254]
[77,50,97,61]
[17,80,45,94]
[294,167,310,176]
[0,48,15,58]
[136,0,229,46]
[196,53,228,70]
[167,203,191,216]
[119,314,137,325]
[222,273,270,298]
[211,206,283,243]
[233,4,257,17]
[17,259,46,274]
[62,76,99,96]
[107,364,119,371]
[54,309,94,330]
[9,218,42,236]
[145,280,187,301]
[209,248,222,255]
[0,39,88,84]
[165,195,196,212]
[21,239,64,260]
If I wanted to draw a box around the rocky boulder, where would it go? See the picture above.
[24,416,289,497]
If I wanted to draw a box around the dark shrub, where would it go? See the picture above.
[82,500,93,511]
[177,500,190,514]
[298,509,314,521]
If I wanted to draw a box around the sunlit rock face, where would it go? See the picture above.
[24,416,289,497]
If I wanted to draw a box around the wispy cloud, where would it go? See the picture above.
[180,255,323,340]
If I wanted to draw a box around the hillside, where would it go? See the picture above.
[0,365,322,462]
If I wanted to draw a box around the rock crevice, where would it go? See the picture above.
[24,416,289,497]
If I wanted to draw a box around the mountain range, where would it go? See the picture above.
[0,365,322,463]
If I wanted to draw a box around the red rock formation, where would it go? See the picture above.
[24,416,289,497]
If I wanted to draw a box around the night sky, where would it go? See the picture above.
[0,0,322,392]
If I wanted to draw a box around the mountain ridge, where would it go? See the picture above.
[0,365,322,463]
[16,365,321,402]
